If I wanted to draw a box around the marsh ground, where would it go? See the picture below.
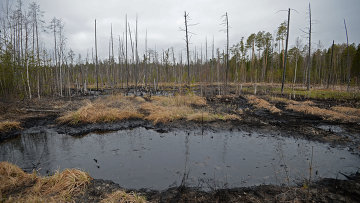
[1,84,360,202]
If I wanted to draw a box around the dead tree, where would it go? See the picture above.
[135,15,139,92]
[344,19,350,92]
[327,40,335,89]
[184,11,190,86]
[125,14,129,91]
[144,30,148,88]
[222,12,229,94]
[281,8,290,94]
[94,19,99,90]
[307,3,312,91]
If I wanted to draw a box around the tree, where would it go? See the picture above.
[281,8,290,94]
[344,19,350,91]
[307,3,312,91]
[183,11,190,86]
[327,40,334,89]
[277,21,287,68]
[94,19,98,90]
[263,32,272,82]
[246,33,256,82]
[292,37,303,87]
[221,12,229,93]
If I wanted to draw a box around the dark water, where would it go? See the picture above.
[0,127,359,190]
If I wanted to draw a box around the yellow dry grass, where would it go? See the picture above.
[221,114,242,121]
[101,190,147,203]
[0,162,92,202]
[0,161,36,194]
[58,94,239,125]
[245,95,281,114]
[0,121,21,133]
[331,106,360,117]
[58,95,144,125]
[140,102,194,124]
[186,112,219,122]
[267,96,314,106]
[286,104,359,123]
[150,94,207,107]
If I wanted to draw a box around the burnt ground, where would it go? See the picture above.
[75,172,360,202]
[1,86,360,202]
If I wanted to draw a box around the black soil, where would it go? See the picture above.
[1,89,360,202]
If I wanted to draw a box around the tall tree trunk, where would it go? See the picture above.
[95,19,99,91]
[344,19,351,92]
[281,8,290,94]
[307,3,312,91]
[327,40,335,89]
[184,11,190,86]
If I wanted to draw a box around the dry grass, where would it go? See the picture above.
[141,95,239,124]
[245,95,281,114]
[267,96,314,106]
[0,162,36,194]
[101,190,147,203]
[140,102,194,124]
[286,104,359,123]
[0,121,21,133]
[150,94,207,107]
[58,95,144,125]
[1,162,145,202]
[331,106,360,117]
[0,162,92,202]
[58,94,239,125]
[186,112,219,122]
[32,169,92,198]
[221,114,242,121]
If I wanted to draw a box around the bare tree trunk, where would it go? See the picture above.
[144,30,148,88]
[225,12,229,95]
[307,3,311,91]
[327,40,335,89]
[293,52,298,89]
[184,11,190,86]
[344,19,351,92]
[281,8,290,94]
[95,19,99,91]
[25,16,31,99]
[211,36,214,86]
[125,15,129,91]
[135,16,139,92]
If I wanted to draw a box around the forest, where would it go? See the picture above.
[1,1,360,202]
[1,1,359,99]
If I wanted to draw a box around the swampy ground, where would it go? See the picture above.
[1,84,360,202]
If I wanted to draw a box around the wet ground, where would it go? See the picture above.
[1,127,359,191]
[1,86,360,202]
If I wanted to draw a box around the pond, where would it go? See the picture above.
[1,127,359,190]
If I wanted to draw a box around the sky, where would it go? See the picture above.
[3,0,360,61]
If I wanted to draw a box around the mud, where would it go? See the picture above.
[1,86,360,202]
[75,173,360,202]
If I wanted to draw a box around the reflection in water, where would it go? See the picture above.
[0,127,359,190]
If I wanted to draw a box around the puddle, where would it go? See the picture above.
[317,125,344,133]
[0,128,359,190]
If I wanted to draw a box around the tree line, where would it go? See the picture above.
[1,0,359,99]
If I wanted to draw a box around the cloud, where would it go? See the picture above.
[17,0,360,60]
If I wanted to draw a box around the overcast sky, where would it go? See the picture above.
[7,0,360,60]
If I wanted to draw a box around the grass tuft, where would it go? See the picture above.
[0,121,21,133]
[330,106,360,117]
[0,162,36,194]
[0,161,92,202]
[286,104,359,123]
[101,190,147,203]
[245,95,281,114]
[58,94,238,125]
[58,96,144,125]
